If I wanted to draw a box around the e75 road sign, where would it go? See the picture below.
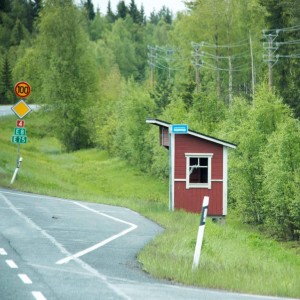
[11,135,27,144]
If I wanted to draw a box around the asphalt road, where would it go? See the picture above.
[0,188,297,300]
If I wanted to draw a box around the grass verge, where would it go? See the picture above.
[0,112,299,298]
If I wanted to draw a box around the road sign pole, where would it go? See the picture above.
[10,82,31,184]
[168,127,173,211]
[168,126,176,211]
[17,143,20,163]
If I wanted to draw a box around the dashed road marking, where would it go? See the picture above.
[6,259,18,269]
[0,248,7,255]
[32,291,47,300]
[0,191,132,300]
[18,274,32,284]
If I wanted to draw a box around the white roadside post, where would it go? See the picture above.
[10,157,23,184]
[192,196,209,270]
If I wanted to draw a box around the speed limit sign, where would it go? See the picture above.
[14,81,31,98]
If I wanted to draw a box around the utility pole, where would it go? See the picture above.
[268,34,273,90]
[192,42,202,93]
[228,56,233,105]
[147,45,156,88]
[166,48,174,81]
[263,31,278,92]
[249,33,255,101]
[214,31,221,98]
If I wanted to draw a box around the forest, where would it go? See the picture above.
[0,0,299,241]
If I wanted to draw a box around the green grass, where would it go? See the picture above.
[0,112,299,298]
[139,211,300,297]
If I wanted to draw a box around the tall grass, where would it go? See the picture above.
[0,113,299,298]
[139,211,300,298]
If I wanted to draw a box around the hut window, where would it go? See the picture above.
[185,154,213,189]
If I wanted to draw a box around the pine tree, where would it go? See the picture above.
[0,55,14,104]
[0,0,11,12]
[139,5,146,25]
[129,0,139,23]
[10,18,27,45]
[116,1,127,20]
[158,6,172,24]
[106,0,115,23]
[84,0,95,20]
[32,0,42,19]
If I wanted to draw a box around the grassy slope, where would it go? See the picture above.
[0,113,299,298]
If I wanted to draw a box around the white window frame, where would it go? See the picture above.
[185,153,213,189]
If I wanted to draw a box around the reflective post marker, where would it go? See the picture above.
[10,157,23,184]
[192,196,209,270]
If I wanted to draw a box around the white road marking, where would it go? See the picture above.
[0,191,132,300]
[1,190,68,201]
[6,259,18,269]
[32,291,47,300]
[56,202,138,265]
[18,274,32,284]
[0,248,7,255]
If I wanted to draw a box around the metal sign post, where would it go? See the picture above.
[168,126,174,211]
[10,82,31,184]
[168,124,189,211]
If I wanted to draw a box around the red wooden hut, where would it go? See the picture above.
[146,119,236,216]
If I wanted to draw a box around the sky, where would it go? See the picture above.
[91,0,187,16]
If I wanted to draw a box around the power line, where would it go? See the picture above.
[262,25,300,91]
[263,24,300,34]
[276,39,300,46]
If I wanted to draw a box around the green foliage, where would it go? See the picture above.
[0,55,14,104]
[112,79,155,170]
[105,17,140,79]
[171,0,266,103]
[190,91,226,134]
[2,115,299,298]
[116,1,127,19]
[260,0,300,117]
[150,80,173,114]
[10,18,29,46]
[218,86,300,240]
[262,117,300,240]
[12,46,43,103]
[83,0,95,20]
[90,66,122,152]
[1,0,299,242]
[0,0,11,12]
[128,0,140,24]
[31,0,99,151]
[144,126,169,178]
[139,213,300,298]
[88,10,110,41]
[149,6,173,25]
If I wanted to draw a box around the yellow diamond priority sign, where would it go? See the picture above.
[11,100,32,119]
